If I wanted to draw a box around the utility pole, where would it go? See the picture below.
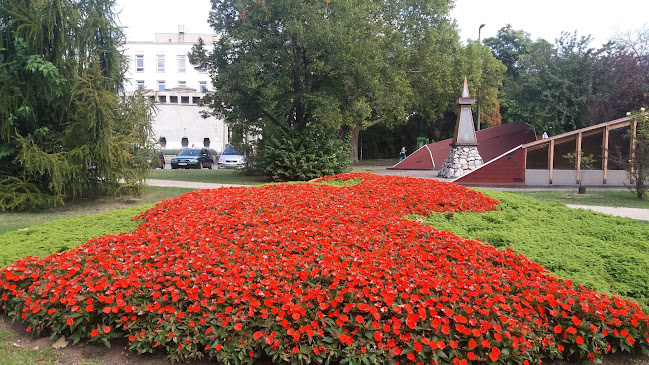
[477,24,485,131]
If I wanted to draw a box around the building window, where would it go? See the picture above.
[157,55,165,72]
[181,96,190,104]
[136,80,145,89]
[135,55,144,72]
[158,95,167,103]
[203,138,210,147]
[157,80,165,91]
[159,137,167,148]
[181,137,189,148]
[177,55,186,73]
[199,81,208,93]
[169,96,178,103]
[192,96,201,104]
[178,81,186,88]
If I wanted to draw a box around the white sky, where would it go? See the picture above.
[452,0,649,46]
[115,0,648,47]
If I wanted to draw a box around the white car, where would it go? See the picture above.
[217,147,246,169]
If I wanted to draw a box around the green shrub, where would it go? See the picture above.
[0,176,54,211]
[255,125,352,181]
[0,204,151,267]
[418,190,649,310]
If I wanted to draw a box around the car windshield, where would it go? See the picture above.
[178,149,201,156]
[222,147,242,155]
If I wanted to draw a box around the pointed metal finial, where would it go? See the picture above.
[453,78,477,146]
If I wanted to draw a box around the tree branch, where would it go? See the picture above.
[234,87,289,133]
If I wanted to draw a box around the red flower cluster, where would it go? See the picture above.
[1,173,647,363]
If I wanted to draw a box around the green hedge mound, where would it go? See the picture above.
[0,205,151,267]
[420,190,649,310]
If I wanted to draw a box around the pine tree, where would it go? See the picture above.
[0,0,155,210]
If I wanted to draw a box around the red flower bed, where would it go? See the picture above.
[1,173,648,363]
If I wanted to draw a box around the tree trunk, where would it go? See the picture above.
[350,125,362,164]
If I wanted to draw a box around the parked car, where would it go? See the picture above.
[170,148,214,169]
[144,151,165,169]
[217,147,246,169]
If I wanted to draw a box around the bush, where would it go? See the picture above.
[0,176,54,211]
[255,125,352,181]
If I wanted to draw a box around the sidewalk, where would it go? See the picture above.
[565,204,649,222]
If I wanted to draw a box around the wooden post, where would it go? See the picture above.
[602,126,609,184]
[630,120,637,176]
[576,132,582,184]
[548,140,555,184]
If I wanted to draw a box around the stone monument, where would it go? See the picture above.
[438,78,483,178]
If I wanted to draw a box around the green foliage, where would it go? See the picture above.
[314,177,361,187]
[0,205,151,267]
[0,176,53,211]
[625,109,649,198]
[255,125,352,181]
[0,0,155,210]
[0,186,196,235]
[563,151,596,188]
[419,190,649,310]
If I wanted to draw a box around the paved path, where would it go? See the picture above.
[565,204,649,222]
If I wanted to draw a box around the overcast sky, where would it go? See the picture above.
[115,0,648,47]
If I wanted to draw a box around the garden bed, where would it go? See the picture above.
[1,174,648,364]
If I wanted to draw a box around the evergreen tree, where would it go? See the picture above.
[0,0,155,210]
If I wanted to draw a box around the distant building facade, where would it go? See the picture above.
[123,31,230,152]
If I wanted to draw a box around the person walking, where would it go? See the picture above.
[399,146,407,162]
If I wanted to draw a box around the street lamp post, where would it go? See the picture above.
[477,24,485,131]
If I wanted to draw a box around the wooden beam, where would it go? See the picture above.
[548,139,555,184]
[576,132,582,184]
[602,126,609,184]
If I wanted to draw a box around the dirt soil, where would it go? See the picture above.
[2,315,649,365]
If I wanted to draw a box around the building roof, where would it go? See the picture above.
[523,116,632,151]
[391,122,537,170]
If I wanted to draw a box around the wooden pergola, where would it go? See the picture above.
[523,116,636,184]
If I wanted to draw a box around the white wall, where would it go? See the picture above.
[134,90,229,153]
[123,33,216,92]
[525,169,630,186]
[122,33,228,152]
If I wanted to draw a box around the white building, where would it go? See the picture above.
[123,31,230,152]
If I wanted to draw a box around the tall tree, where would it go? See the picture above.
[486,30,601,135]
[0,0,155,210]
[192,0,478,168]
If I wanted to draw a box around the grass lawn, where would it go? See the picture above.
[0,186,195,235]
[147,169,269,185]
[505,189,649,209]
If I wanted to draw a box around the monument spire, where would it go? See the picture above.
[452,77,478,146]
[438,78,484,178]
